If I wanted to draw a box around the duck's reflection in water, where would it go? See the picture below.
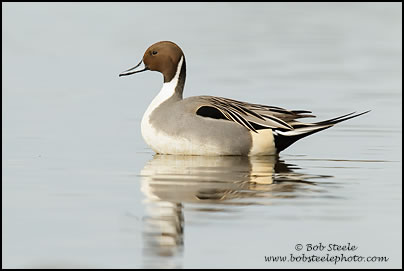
[139,155,332,268]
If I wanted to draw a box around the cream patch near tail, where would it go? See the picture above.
[248,129,277,156]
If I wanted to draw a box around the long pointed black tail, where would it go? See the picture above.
[273,111,370,153]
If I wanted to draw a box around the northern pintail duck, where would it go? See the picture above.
[120,41,369,156]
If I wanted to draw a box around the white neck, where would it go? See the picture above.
[144,56,184,117]
[141,56,184,152]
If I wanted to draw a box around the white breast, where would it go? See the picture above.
[140,57,196,154]
[141,81,182,154]
[140,78,224,155]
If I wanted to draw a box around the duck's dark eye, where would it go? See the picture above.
[152,50,158,55]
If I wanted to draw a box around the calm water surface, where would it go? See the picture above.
[2,3,402,268]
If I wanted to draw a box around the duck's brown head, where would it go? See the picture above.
[119,41,185,83]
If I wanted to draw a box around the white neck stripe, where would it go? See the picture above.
[143,56,184,121]
[170,56,183,84]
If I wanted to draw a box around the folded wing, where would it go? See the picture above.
[196,96,315,132]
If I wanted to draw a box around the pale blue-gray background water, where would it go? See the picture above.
[2,3,402,268]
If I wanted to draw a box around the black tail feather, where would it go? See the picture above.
[274,110,371,153]
[274,125,332,152]
[314,110,371,126]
